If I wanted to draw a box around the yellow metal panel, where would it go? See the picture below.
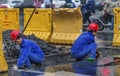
[0,29,8,72]
[113,8,120,34]
[113,8,120,46]
[0,8,19,72]
[50,8,83,44]
[0,50,8,72]
[0,8,19,31]
[24,8,52,42]
[113,34,120,46]
[115,65,120,76]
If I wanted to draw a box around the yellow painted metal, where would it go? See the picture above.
[113,34,120,46]
[113,55,120,76]
[24,8,52,42]
[113,8,120,46]
[0,28,8,72]
[0,8,19,31]
[0,8,19,72]
[50,8,83,44]
[113,8,120,34]
[115,65,120,76]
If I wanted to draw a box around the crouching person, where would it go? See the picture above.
[71,23,100,62]
[10,30,44,69]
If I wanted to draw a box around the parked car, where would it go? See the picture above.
[0,0,24,8]
[53,0,80,8]
[0,3,10,8]
[41,0,81,8]
[8,0,24,8]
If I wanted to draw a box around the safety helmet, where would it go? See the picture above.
[88,23,99,31]
[10,30,20,41]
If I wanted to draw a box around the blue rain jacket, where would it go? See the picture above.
[71,32,96,59]
[17,39,44,67]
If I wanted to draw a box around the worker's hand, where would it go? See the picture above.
[13,65,18,70]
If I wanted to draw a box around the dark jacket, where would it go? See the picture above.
[81,0,95,15]
[85,0,95,13]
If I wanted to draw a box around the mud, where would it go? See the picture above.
[2,30,69,59]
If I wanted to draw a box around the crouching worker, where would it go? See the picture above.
[71,23,100,62]
[10,30,44,69]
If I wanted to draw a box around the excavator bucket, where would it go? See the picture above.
[24,8,52,42]
[50,8,83,44]
[0,30,8,72]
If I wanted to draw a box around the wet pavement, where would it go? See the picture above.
[0,0,117,75]
[1,29,119,76]
[1,59,120,76]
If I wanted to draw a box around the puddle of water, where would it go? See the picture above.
[1,61,120,76]
[0,73,8,76]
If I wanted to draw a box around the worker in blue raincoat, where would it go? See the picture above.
[60,0,76,8]
[71,23,100,62]
[10,30,44,69]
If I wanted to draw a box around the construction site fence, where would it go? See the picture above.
[0,8,82,72]
[0,8,82,45]
[113,8,120,46]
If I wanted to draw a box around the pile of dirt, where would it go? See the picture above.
[2,30,74,67]
[2,30,68,58]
